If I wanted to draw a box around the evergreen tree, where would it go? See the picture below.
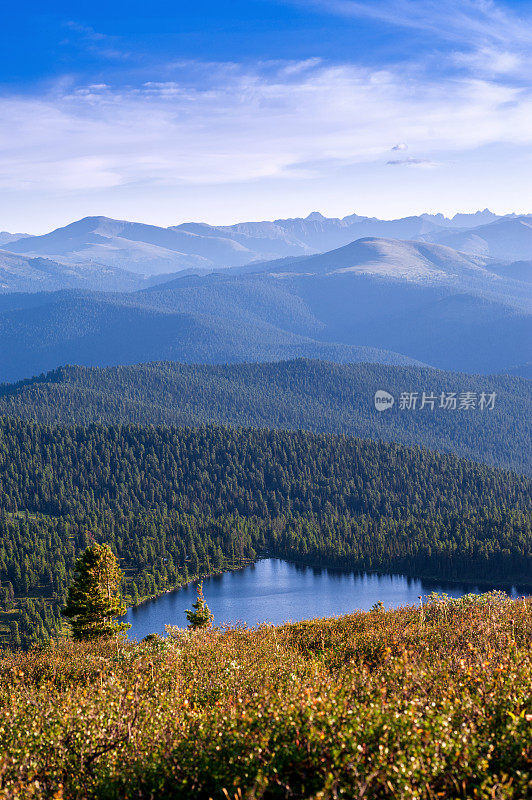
[10,621,21,649]
[62,543,130,640]
[185,582,214,629]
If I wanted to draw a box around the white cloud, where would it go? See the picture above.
[302,0,532,81]
[0,59,530,198]
[453,47,523,76]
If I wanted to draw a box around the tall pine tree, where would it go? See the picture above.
[62,543,130,640]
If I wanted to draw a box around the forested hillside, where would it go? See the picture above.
[1,359,529,473]
[0,289,422,385]
[0,419,529,648]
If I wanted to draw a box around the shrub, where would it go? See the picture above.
[0,596,530,799]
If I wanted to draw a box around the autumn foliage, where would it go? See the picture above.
[0,593,531,799]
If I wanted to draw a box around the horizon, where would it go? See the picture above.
[1,0,531,232]
[4,206,531,238]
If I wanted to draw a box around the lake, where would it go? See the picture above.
[125,558,526,641]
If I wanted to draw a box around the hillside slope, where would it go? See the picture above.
[1,359,529,474]
[243,236,529,303]
[126,245,531,373]
[0,249,145,292]
[423,216,532,261]
[0,294,422,384]
[1,598,531,799]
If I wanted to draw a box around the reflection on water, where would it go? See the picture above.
[125,558,527,641]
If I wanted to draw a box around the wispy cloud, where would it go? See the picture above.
[0,57,529,195]
[452,46,524,77]
[386,157,436,167]
[308,0,532,47]
[302,0,532,81]
[62,21,130,61]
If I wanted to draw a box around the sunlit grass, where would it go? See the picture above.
[1,592,531,799]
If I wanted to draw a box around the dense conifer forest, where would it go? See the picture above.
[0,418,530,648]
[0,358,530,473]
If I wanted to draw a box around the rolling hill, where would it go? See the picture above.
[243,236,528,299]
[0,291,423,385]
[126,238,529,373]
[0,249,146,293]
[422,216,532,261]
[0,235,528,379]
[1,359,529,474]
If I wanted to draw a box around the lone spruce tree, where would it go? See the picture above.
[185,582,214,629]
[63,543,131,640]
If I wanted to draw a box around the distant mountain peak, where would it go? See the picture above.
[0,231,32,246]
[450,208,498,224]
[305,212,327,220]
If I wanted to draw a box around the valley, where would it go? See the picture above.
[0,209,529,653]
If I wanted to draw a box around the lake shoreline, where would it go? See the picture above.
[128,555,532,614]
[125,557,531,641]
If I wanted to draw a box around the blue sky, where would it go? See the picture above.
[1,0,531,232]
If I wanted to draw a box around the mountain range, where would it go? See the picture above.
[0,231,30,246]
[0,209,528,381]
[419,216,532,261]
[0,235,528,381]
[2,209,530,281]
[0,250,148,293]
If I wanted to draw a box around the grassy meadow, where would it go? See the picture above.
[1,592,531,800]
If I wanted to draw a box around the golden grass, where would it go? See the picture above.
[0,592,531,799]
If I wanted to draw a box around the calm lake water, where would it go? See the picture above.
[125,558,527,641]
